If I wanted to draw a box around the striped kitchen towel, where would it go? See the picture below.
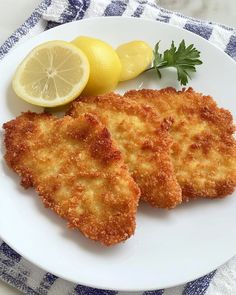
[1,1,236,295]
[1,0,236,60]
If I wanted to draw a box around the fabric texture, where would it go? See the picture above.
[0,0,236,294]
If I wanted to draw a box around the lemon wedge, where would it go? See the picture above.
[72,36,121,96]
[116,40,153,82]
[12,41,90,107]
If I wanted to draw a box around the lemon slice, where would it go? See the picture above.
[116,40,153,82]
[12,41,90,107]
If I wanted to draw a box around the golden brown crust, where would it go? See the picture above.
[124,87,236,200]
[3,112,140,246]
[67,92,182,209]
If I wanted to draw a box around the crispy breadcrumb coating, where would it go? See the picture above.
[3,112,140,246]
[125,88,236,201]
[67,93,182,209]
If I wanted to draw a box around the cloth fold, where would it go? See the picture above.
[0,1,236,294]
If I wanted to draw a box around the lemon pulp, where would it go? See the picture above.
[12,40,90,107]
[116,40,153,82]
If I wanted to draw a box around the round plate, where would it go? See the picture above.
[0,17,236,292]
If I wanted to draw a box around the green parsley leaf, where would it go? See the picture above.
[146,40,203,85]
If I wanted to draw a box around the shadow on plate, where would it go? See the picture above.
[175,196,227,210]
[138,193,228,220]
[137,201,172,220]
[6,83,42,117]
[117,68,180,95]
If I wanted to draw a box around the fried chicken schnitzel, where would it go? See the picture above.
[67,93,182,209]
[125,88,236,201]
[3,112,140,246]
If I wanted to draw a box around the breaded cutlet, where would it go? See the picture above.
[125,87,236,201]
[3,112,140,246]
[67,93,182,209]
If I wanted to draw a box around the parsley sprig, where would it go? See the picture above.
[145,40,203,85]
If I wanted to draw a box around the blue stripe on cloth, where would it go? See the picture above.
[103,0,129,16]
[156,13,170,23]
[132,4,146,17]
[0,242,21,263]
[143,290,164,295]
[1,259,15,268]
[218,24,234,31]
[45,20,60,30]
[183,271,216,295]
[39,272,58,290]
[44,272,58,284]
[59,0,90,23]
[74,284,118,295]
[184,22,213,40]
[0,272,39,295]
[59,2,79,23]
[226,35,236,59]
[0,0,51,60]
[73,0,91,20]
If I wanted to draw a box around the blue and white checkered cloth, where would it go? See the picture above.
[1,1,236,294]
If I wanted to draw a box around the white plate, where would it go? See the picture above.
[0,17,236,292]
